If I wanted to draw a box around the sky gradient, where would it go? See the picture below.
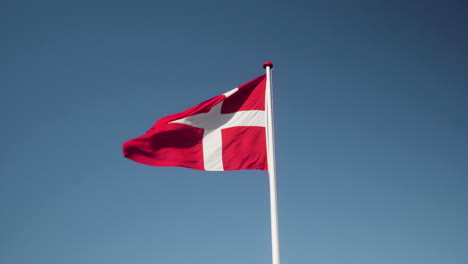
[2,1,468,263]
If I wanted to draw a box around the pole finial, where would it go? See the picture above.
[263,61,274,69]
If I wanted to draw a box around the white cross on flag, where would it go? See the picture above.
[123,75,268,171]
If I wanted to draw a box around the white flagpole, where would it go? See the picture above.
[263,61,280,264]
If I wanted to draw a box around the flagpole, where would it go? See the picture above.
[264,61,280,264]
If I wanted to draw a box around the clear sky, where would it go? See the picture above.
[2,1,467,263]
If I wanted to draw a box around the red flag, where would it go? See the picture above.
[123,75,268,171]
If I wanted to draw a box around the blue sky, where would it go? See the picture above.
[2,1,467,263]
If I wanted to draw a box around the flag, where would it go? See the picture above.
[123,75,268,171]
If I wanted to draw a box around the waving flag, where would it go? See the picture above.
[123,63,280,264]
[123,75,267,171]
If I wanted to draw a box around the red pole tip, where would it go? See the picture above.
[263,61,273,69]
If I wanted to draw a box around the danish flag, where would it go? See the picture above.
[123,75,268,171]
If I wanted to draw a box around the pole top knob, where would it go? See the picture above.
[263,61,274,69]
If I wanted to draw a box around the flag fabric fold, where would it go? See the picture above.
[123,75,268,171]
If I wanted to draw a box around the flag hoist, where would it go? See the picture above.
[123,62,280,264]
